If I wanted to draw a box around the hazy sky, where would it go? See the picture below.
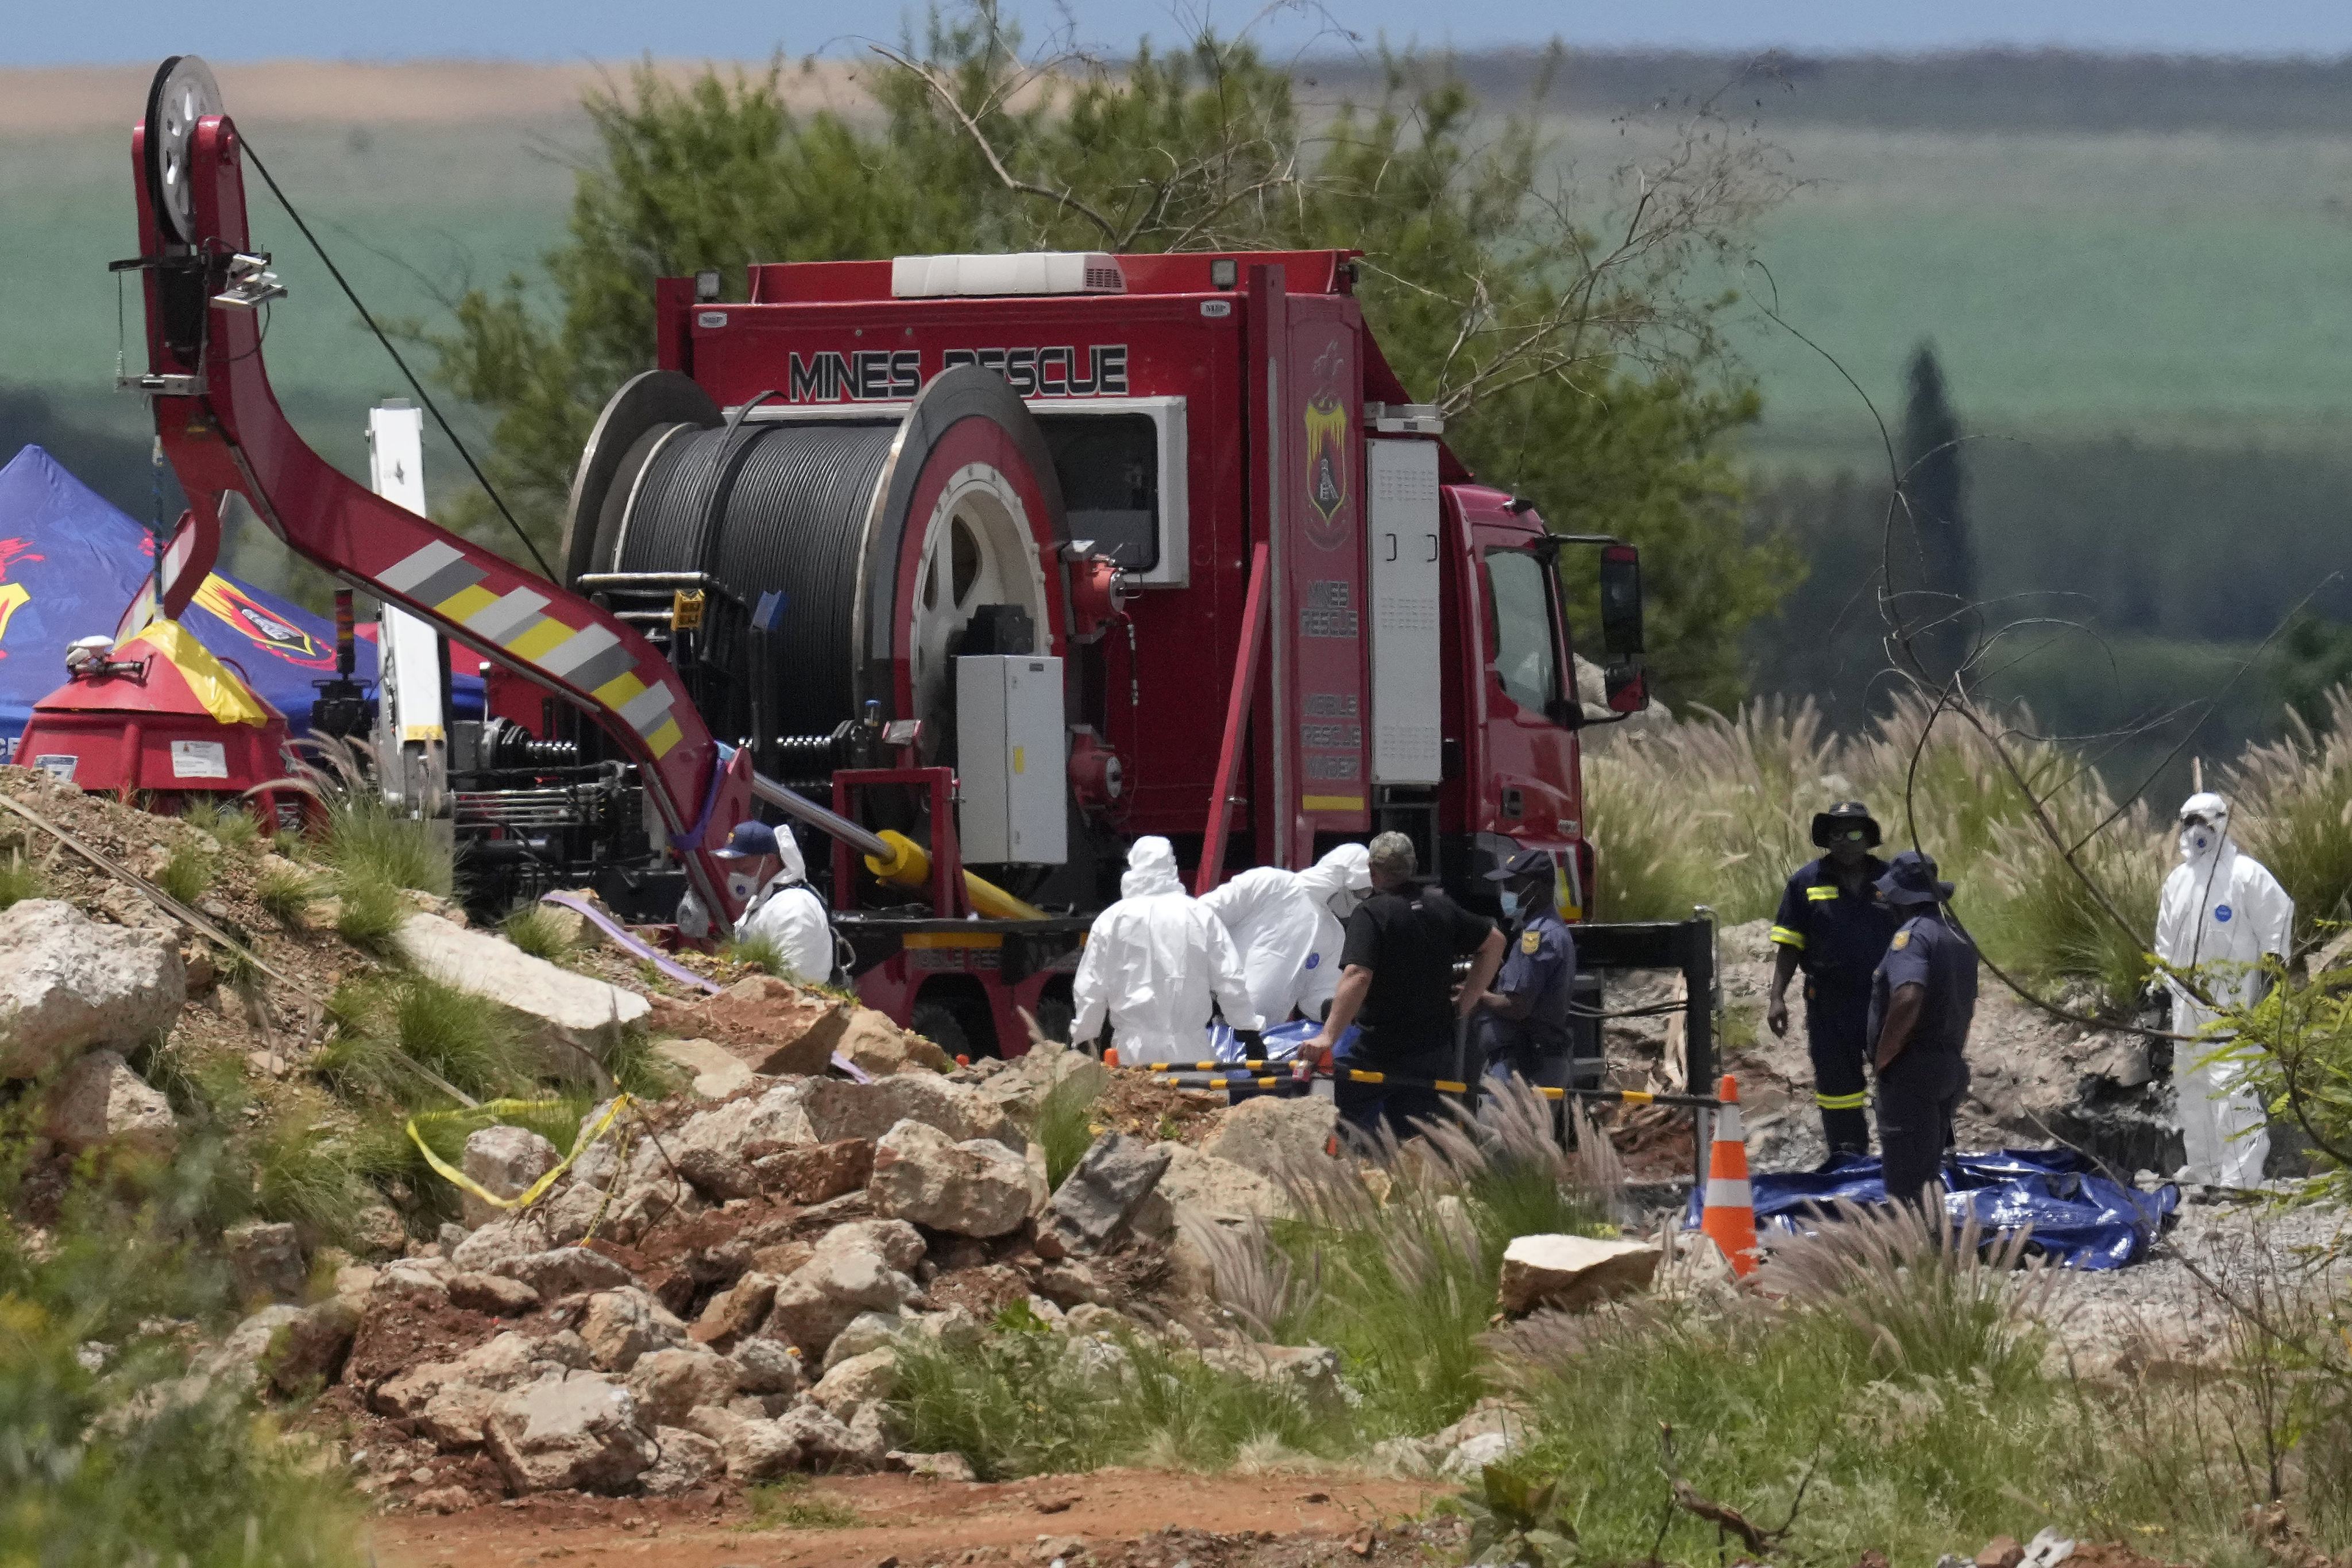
[10,0,2352,67]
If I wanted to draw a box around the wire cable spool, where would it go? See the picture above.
[563,366,1072,756]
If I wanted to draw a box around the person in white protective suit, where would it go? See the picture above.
[1071,836,1265,1064]
[2153,792,2293,1188]
[1199,843,1374,1025]
[691,820,835,985]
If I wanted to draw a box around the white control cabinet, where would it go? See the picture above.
[956,655,1068,864]
[1368,439,1444,785]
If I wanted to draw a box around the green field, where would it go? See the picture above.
[6,51,2352,733]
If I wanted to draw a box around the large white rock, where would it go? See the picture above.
[627,1346,741,1426]
[671,1083,817,1199]
[460,1124,562,1229]
[809,1346,897,1418]
[578,1286,686,1372]
[683,1403,801,1480]
[1202,1095,1337,1180]
[762,1221,926,1357]
[867,1119,1030,1237]
[44,1050,177,1157]
[654,1037,754,1100]
[640,1426,720,1494]
[484,1371,658,1493]
[1496,1234,1662,1315]
[1140,1142,1284,1230]
[0,901,184,1077]
[394,911,648,1063]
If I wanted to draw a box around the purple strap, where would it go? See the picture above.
[536,890,872,1084]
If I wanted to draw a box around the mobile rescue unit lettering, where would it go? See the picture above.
[780,345,1130,402]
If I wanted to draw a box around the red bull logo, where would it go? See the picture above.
[191,574,332,669]
[0,538,47,659]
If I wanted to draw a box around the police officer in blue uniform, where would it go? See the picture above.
[1867,849,1979,1207]
[1474,848,1577,1090]
[1766,802,1901,1154]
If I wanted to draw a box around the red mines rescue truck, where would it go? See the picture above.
[120,56,1708,1079]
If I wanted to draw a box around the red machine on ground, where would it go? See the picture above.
[118,56,1708,1076]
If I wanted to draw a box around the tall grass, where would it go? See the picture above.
[179,797,261,853]
[322,797,453,898]
[1210,1082,1615,1436]
[1584,693,2192,1010]
[501,902,576,962]
[2230,684,2352,947]
[0,847,45,910]
[314,974,536,1105]
[1032,1069,1105,1189]
[1492,1205,2254,1566]
[891,1310,1337,1479]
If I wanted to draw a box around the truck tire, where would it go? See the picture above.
[909,1001,971,1062]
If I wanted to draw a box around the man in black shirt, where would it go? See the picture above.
[1302,832,1506,1138]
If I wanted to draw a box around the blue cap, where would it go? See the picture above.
[715,820,780,859]
[1875,848,1953,907]
[1484,848,1555,882]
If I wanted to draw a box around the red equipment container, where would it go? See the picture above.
[16,620,303,824]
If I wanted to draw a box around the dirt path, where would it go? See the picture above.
[370,1469,1454,1568]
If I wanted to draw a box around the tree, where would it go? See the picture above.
[430,6,1798,706]
[1893,342,1977,686]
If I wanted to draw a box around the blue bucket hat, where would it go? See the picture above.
[1875,848,1953,908]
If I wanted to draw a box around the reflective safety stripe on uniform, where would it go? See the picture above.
[1769,925,1806,948]
[1815,1089,1869,1110]
[1805,885,1840,901]
[379,540,686,759]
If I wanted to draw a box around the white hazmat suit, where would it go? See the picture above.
[2154,792,2292,1187]
[1199,844,1373,1024]
[734,832,836,987]
[1072,837,1264,1064]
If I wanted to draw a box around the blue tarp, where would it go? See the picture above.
[1683,1148,2181,1270]
[0,445,479,747]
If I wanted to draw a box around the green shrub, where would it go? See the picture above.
[157,839,217,906]
[248,1119,377,1251]
[602,1024,683,1100]
[331,873,408,955]
[0,847,47,910]
[314,974,536,1106]
[257,862,319,925]
[0,1111,365,1564]
[180,796,261,852]
[323,797,452,897]
[1031,1067,1104,1189]
[500,902,576,961]
[720,932,785,975]
[890,1316,1336,1479]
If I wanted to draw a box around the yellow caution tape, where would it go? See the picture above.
[406,1094,633,1213]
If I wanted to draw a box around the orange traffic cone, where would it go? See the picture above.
[1104,1047,1120,1068]
[1698,1074,1760,1277]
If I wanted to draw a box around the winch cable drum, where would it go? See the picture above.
[562,362,1074,795]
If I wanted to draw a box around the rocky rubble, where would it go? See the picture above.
[149,1038,1359,1513]
[1602,918,2183,1177]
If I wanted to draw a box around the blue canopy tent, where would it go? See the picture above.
[0,445,481,756]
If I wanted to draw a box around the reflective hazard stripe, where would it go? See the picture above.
[1816,1090,1869,1110]
[1705,1177,1752,1209]
[1769,925,1806,949]
[1806,885,1840,901]
[379,542,688,762]
[1712,1102,1743,1142]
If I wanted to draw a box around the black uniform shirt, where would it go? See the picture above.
[1866,909,1979,1063]
[1771,855,1901,991]
[1340,885,1494,1071]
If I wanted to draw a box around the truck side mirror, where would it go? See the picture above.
[1598,543,1646,714]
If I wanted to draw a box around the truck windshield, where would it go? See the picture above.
[1484,549,1562,716]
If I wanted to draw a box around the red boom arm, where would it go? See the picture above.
[125,90,752,921]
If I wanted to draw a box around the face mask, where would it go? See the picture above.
[1500,889,1520,920]
[2179,825,2216,861]
[728,872,759,903]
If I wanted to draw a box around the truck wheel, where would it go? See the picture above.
[910,1002,971,1061]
